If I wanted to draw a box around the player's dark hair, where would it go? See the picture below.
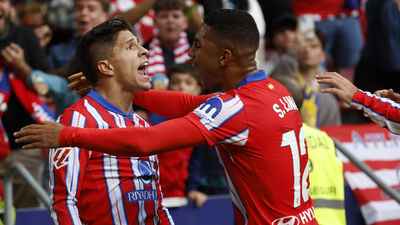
[204,9,259,51]
[153,0,188,14]
[75,16,132,84]
[167,63,199,81]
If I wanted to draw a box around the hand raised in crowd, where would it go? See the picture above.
[14,121,64,149]
[374,89,400,104]
[187,190,207,208]
[1,43,32,77]
[68,72,93,95]
[316,72,358,104]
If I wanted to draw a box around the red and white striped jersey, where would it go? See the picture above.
[185,71,318,225]
[49,89,173,225]
[351,89,400,134]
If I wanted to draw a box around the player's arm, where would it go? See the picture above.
[50,111,89,225]
[133,90,215,118]
[351,90,400,134]
[15,116,211,156]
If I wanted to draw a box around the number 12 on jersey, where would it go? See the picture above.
[281,127,310,208]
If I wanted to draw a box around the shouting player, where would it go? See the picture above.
[15,9,318,225]
[34,17,174,225]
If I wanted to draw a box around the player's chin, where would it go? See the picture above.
[139,82,152,91]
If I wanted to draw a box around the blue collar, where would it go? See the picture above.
[87,89,134,120]
[236,70,267,89]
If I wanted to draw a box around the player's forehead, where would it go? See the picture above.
[116,30,138,44]
[194,24,215,43]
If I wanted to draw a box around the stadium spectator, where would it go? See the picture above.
[148,63,207,207]
[144,0,196,77]
[353,0,400,94]
[263,13,298,77]
[40,16,174,224]
[0,0,53,208]
[291,0,363,71]
[15,9,318,225]
[317,72,400,135]
[296,29,341,127]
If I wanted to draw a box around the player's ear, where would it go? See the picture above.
[220,48,232,67]
[98,60,114,77]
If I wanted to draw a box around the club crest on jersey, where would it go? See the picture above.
[138,161,154,185]
[53,148,73,169]
[194,97,223,126]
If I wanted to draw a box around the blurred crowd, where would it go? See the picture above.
[0,0,399,215]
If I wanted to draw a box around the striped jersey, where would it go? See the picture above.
[49,89,173,225]
[185,71,318,225]
[351,89,400,134]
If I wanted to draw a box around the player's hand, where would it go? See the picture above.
[68,72,93,95]
[14,121,64,149]
[316,72,358,104]
[374,89,400,104]
[187,190,207,207]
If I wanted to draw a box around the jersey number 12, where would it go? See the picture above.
[281,127,310,208]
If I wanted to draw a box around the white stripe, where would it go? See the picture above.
[66,111,86,224]
[175,54,190,64]
[344,169,400,189]
[208,95,244,130]
[148,55,164,64]
[216,147,248,225]
[360,200,400,224]
[219,128,249,146]
[148,64,166,74]
[87,101,127,224]
[337,142,400,162]
[50,117,61,225]
[84,99,109,129]
[108,112,129,224]
[174,43,190,55]
[131,159,147,224]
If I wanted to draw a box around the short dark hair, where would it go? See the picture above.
[204,9,259,51]
[153,0,187,14]
[315,28,327,50]
[167,63,199,81]
[272,13,297,35]
[75,16,132,84]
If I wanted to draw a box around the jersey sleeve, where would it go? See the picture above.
[351,89,400,134]
[133,90,215,118]
[59,116,206,156]
[50,110,90,225]
[185,94,249,146]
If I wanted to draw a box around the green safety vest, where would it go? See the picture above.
[304,124,346,225]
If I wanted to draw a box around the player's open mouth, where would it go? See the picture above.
[138,62,148,76]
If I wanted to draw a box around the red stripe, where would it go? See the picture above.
[174,51,189,59]
[351,184,400,205]
[343,160,400,172]
[372,219,400,225]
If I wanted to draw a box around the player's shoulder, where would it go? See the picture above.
[59,96,96,120]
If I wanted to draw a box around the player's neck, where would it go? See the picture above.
[94,86,134,115]
[222,66,259,91]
